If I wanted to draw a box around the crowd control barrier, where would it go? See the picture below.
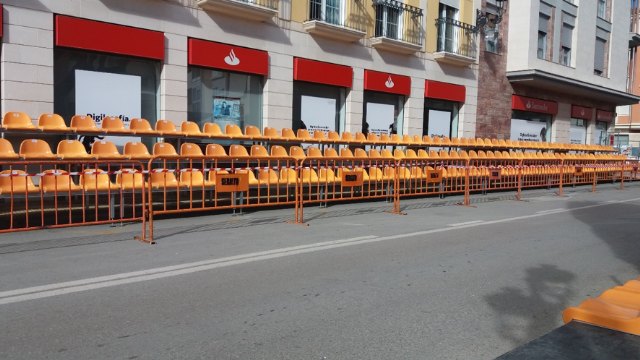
[0,159,147,235]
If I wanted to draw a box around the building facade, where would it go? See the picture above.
[477,0,639,146]
[614,0,640,156]
[0,0,484,143]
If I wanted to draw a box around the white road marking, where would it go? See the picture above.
[448,220,484,227]
[535,208,565,214]
[1,197,639,306]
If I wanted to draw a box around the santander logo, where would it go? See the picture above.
[385,76,395,89]
[224,49,240,66]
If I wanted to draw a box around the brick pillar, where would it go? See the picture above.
[160,34,188,124]
[263,53,293,130]
[1,5,54,122]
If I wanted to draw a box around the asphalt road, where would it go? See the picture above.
[1,184,639,359]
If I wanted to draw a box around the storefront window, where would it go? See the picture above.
[54,48,159,129]
[569,118,587,144]
[293,82,345,133]
[423,99,459,138]
[362,91,404,136]
[510,110,552,142]
[188,67,263,130]
[594,121,609,145]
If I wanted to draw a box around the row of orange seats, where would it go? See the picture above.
[1,138,628,162]
[1,111,614,152]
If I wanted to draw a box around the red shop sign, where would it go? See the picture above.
[294,58,352,88]
[188,38,269,76]
[570,105,593,120]
[512,95,558,115]
[364,69,411,96]
[596,109,615,122]
[424,80,466,103]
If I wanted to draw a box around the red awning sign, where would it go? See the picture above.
[188,38,269,76]
[570,105,593,120]
[293,58,352,88]
[511,95,558,115]
[424,80,466,103]
[596,109,615,122]
[363,70,411,96]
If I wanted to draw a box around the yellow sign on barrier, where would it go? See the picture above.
[216,172,249,192]
[341,170,364,187]
[426,169,443,183]
[489,168,501,180]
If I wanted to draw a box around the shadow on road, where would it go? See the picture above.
[568,199,640,274]
[485,264,576,347]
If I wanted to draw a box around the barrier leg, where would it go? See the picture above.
[592,170,597,193]
[620,161,625,190]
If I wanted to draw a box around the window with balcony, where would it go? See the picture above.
[434,4,477,65]
[371,0,423,54]
[594,37,608,76]
[303,0,367,42]
[197,0,279,21]
[559,23,573,66]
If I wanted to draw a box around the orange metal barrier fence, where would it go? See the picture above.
[141,155,298,242]
[0,159,147,235]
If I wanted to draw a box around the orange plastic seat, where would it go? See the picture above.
[149,170,182,189]
[355,132,366,142]
[40,169,81,193]
[341,132,354,142]
[324,148,339,157]
[297,129,311,141]
[19,139,55,159]
[179,169,213,188]
[381,149,394,158]
[0,138,19,159]
[80,169,115,192]
[257,168,279,185]
[327,131,340,141]
[306,146,323,157]
[340,148,354,158]
[225,124,245,138]
[92,140,124,159]
[281,128,296,139]
[422,135,433,144]
[155,120,180,135]
[368,149,382,158]
[116,168,145,191]
[300,168,320,184]
[393,149,406,159]
[124,142,151,160]
[38,113,69,132]
[313,131,328,142]
[129,118,157,135]
[405,149,418,158]
[250,145,269,157]
[0,170,38,194]
[180,142,204,157]
[101,116,131,133]
[245,125,263,139]
[229,144,249,157]
[153,142,179,157]
[70,115,99,132]
[57,140,92,159]
[279,168,298,184]
[417,149,429,158]
[206,144,228,157]
[390,134,401,144]
[263,127,280,139]
[270,145,288,157]
[2,112,35,130]
[367,133,380,143]
[181,121,203,136]
[354,148,368,158]
[203,122,227,137]
[289,146,306,159]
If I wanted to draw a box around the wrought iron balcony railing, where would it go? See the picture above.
[372,0,423,46]
[232,0,279,10]
[436,17,477,60]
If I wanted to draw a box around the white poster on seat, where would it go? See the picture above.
[75,70,141,146]
[365,102,395,136]
[301,95,336,133]
[569,125,586,144]
[427,110,451,138]
[510,118,548,142]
